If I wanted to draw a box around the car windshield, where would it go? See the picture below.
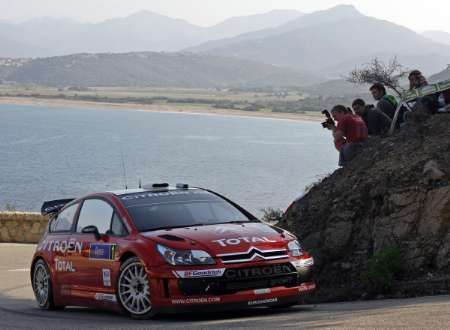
[120,189,255,232]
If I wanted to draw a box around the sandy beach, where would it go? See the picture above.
[0,96,322,122]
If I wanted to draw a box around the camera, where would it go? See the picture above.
[321,109,335,129]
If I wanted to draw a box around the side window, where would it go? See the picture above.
[77,199,113,234]
[50,203,79,233]
[110,213,128,236]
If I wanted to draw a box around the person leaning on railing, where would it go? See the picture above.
[408,69,442,114]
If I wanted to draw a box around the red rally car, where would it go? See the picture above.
[31,184,315,319]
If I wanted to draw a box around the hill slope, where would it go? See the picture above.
[0,10,304,57]
[279,114,450,301]
[2,52,320,88]
[422,30,450,46]
[190,6,450,75]
[187,5,363,53]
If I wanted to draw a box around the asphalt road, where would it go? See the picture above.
[1,243,449,329]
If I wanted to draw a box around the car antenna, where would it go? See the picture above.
[119,142,128,190]
[138,179,142,189]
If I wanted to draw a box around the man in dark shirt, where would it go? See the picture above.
[328,105,368,167]
[352,99,391,136]
[370,83,404,127]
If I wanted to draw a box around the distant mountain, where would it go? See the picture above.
[429,67,450,82]
[188,5,450,76]
[422,30,450,46]
[1,52,321,88]
[187,5,362,52]
[0,10,305,58]
[206,10,303,40]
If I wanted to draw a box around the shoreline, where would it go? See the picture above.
[0,96,322,122]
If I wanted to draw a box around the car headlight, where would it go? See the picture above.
[287,240,303,257]
[156,244,215,266]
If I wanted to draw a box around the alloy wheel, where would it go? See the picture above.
[118,261,152,315]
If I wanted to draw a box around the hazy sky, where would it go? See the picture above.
[0,0,449,33]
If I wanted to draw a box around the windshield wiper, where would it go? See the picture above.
[215,220,259,225]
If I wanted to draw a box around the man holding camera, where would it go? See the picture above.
[323,105,368,167]
[352,98,391,136]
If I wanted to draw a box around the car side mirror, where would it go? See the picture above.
[81,225,101,240]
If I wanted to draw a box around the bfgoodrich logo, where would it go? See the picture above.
[174,268,225,278]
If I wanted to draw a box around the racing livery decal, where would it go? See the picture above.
[248,298,278,306]
[171,297,221,305]
[39,239,82,254]
[102,269,112,286]
[212,236,277,246]
[89,243,117,260]
[54,258,76,272]
[95,293,117,302]
[173,268,225,278]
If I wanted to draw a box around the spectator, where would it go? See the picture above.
[370,83,404,127]
[408,69,440,114]
[352,98,391,136]
[327,105,368,167]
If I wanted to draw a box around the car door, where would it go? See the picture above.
[66,198,127,300]
[41,202,80,296]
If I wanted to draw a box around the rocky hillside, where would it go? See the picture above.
[279,113,450,301]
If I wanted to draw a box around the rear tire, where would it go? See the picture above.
[116,257,156,319]
[32,259,60,310]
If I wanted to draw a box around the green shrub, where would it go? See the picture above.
[260,207,284,224]
[363,246,402,293]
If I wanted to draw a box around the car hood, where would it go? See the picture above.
[141,222,291,255]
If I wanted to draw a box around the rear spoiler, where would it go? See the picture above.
[41,199,75,216]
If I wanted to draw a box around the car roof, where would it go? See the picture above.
[108,185,200,196]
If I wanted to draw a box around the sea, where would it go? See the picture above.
[0,104,338,216]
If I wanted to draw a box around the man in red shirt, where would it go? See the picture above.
[329,105,368,166]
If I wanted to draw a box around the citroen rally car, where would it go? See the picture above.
[31,183,315,319]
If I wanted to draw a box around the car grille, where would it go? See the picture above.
[178,263,299,296]
[217,247,288,264]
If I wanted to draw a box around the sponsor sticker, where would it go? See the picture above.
[212,236,277,247]
[298,282,316,292]
[121,190,209,201]
[54,258,76,272]
[102,269,111,287]
[39,239,82,254]
[173,268,225,278]
[94,293,117,302]
[171,297,220,305]
[248,298,278,306]
[254,288,271,295]
[89,244,116,260]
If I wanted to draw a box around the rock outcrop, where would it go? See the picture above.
[280,114,450,301]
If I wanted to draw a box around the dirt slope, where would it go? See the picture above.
[280,113,450,301]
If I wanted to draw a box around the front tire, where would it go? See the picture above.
[32,259,59,310]
[116,257,156,319]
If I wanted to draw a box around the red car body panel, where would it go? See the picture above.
[31,188,315,315]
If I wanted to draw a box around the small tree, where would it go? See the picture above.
[347,57,409,97]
